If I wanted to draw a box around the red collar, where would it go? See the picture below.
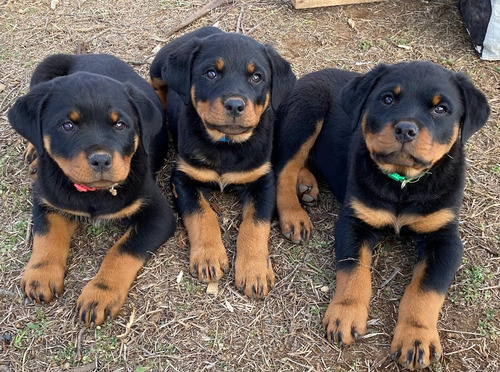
[74,183,118,196]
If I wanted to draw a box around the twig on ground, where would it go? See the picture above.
[164,0,227,40]
[379,268,400,288]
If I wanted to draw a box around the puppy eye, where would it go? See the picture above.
[382,94,394,105]
[114,121,126,130]
[206,70,217,79]
[250,73,262,84]
[62,122,75,131]
[433,105,448,115]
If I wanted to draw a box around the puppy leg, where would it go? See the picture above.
[391,227,462,370]
[234,173,275,298]
[276,121,323,244]
[77,185,175,326]
[323,209,378,345]
[21,203,77,303]
[172,169,229,282]
[296,166,319,206]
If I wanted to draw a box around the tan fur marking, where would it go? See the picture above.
[177,158,271,190]
[406,208,456,233]
[100,199,144,220]
[351,198,456,234]
[183,194,229,282]
[192,87,269,143]
[323,244,372,345]
[69,110,80,122]
[21,213,77,302]
[110,111,119,123]
[276,120,323,243]
[432,94,441,106]
[40,197,91,218]
[247,62,255,74]
[216,58,224,71]
[77,228,146,325]
[43,136,135,186]
[394,85,401,95]
[235,203,275,298]
[362,114,460,178]
[391,262,445,369]
[149,77,167,109]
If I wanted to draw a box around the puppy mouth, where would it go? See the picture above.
[72,179,119,189]
[205,123,253,135]
[371,150,431,169]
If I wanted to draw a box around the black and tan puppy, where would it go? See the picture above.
[8,54,176,326]
[274,61,490,369]
[150,27,296,297]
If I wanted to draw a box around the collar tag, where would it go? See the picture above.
[386,171,429,189]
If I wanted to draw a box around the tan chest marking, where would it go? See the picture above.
[350,198,456,234]
[177,158,271,191]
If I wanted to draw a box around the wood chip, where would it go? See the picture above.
[206,281,219,295]
[225,299,234,312]
[176,270,183,284]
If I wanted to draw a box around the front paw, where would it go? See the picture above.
[21,261,65,303]
[76,278,127,326]
[390,321,442,370]
[234,256,275,298]
[322,298,368,346]
[189,242,229,282]
[279,206,313,244]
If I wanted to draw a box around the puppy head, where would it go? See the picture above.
[159,31,295,142]
[341,61,490,178]
[8,72,160,188]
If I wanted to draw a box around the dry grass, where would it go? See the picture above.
[0,0,499,371]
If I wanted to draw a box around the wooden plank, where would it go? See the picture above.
[292,0,385,9]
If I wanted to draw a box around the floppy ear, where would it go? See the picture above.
[7,81,53,156]
[264,44,296,111]
[159,38,201,105]
[125,83,164,157]
[454,73,490,144]
[340,63,389,131]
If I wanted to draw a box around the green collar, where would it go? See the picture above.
[386,171,430,188]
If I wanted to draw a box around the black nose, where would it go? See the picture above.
[224,98,245,117]
[88,153,112,172]
[394,121,419,143]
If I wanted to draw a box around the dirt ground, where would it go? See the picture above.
[0,0,499,371]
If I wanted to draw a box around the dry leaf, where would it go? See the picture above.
[50,0,59,10]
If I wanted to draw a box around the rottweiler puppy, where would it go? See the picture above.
[274,61,490,369]
[150,27,296,298]
[8,54,176,326]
